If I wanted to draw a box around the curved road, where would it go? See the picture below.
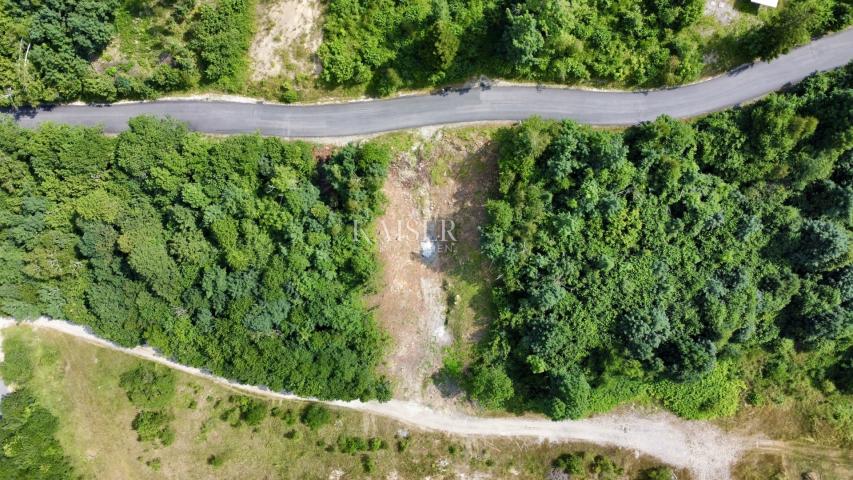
[1,317,771,480]
[12,29,853,137]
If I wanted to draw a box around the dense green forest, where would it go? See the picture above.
[0,0,254,106]
[0,116,392,400]
[473,65,852,436]
[320,0,852,94]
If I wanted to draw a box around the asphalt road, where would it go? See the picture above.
[12,29,853,137]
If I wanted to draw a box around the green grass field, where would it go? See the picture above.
[0,326,681,479]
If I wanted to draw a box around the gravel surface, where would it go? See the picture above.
[0,317,779,479]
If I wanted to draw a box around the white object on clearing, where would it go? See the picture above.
[751,0,778,7]
[420,237,437,260]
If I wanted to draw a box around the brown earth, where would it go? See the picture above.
[369,127,499,408]
[249,0,324,82]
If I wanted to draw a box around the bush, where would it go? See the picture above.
[119,364,176,409]
[590,454,621,478]
[396,436,410,452]
[0,389,75,478]
[271,406,296,424]
[282,409,297,425]
[368,437,387,451]
[372,67,403,97]
[337,436,369,454]
[284,409,297,425]
[0,335,34,385]
[278,83,298,103]
[146,458,162,471]
[747,0,835,60]
[219,396,269,427]
[361,454,375,473]
[548,368,591,420]
[239,400,268,426]
[301,404,332,430]
[131,410,175,445]
[220,406,241,426]
[469,363,514,410]
[188,0,254,88]
[552,452,585,475]
[640,466,675,480]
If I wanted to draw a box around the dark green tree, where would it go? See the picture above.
[795,219,849,272]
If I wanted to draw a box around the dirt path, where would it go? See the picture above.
[1,317,774,479]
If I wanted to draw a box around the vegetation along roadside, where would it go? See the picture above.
[0,0,850,105]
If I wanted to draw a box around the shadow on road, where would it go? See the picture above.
[0,105,55,120]
[727,62,754,77]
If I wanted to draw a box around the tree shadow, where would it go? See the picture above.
[733,0,760,15]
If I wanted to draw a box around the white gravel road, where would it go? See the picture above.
[0,317,776,479]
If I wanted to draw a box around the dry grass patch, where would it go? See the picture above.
[1,325,686,479]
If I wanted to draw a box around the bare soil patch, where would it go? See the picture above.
[369,127,499,408]
[249,0,324,82]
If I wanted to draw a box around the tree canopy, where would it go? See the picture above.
[319,0,707,92]
[0,0,850,104]
[319,0,851,95]
[0,0,254,106]
[474,65,853,420]
[0,116,392,401]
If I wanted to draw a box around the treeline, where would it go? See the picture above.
[473,65,852,426]
[320,0,852,95]
[0,116,392,401]
[0,0,254,106]
[3,0,850,106]
[746,0,852,60]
